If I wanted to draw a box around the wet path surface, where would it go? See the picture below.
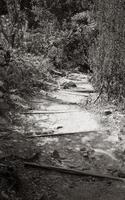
[20,73,125,200]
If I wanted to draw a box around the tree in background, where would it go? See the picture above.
[36,0,94,25]
[90,0,125,101]
[0,0,27,48]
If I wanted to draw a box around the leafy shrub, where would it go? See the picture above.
[0,48,52,97]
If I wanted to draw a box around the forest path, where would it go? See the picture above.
[20,72,125,200]
[25,73,98,136]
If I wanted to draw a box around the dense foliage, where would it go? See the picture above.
[32,0,94,24]
[90,0,125,102]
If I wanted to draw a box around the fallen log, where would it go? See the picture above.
[24,162,125,182]
[27,131,96,138]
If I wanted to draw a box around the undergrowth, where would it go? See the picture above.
[0,47,53,119]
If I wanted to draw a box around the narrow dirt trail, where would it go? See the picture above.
[20,72,125,200]
[25,73,98,135]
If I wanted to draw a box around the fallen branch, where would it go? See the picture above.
[43,81,57,88]
[38,95,78,105]
[24,162,125,182]
[71,89,95,93]
[21,110,82,115]
[29,99,77,105]
[50,69,63,76]
[27,131,96,138]
[28,95,61,103]
[93,85,104,104]
[57,90,89,97]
